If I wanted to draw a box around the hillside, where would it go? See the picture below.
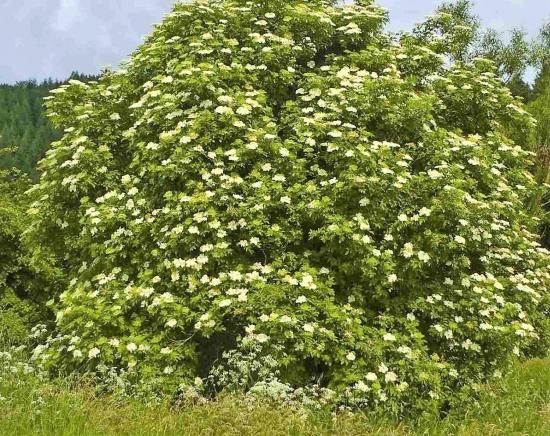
[0,73,97,176]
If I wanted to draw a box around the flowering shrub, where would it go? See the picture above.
[27,0,550,414]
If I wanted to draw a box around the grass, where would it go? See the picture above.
[0,358,548,436]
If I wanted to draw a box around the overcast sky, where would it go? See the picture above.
[1,0,549,84]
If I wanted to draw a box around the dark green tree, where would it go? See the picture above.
[0,74,99,177]
[0,166,55,345]
[0,80,61,176]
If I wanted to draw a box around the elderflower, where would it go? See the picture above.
[454,235,466,244]
[385,372,398,383]
[366,372,378,381]
[219,299,232,308]
[303,323,315,333]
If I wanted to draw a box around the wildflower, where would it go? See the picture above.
[402,243,414,258]
[256,334,269,343]
[236,106,251,115]
[355,381,370,392]
[279,147,290,157]
[215,106,234,115]
[228,271,243,281]
[417,251,430,262]
[366,372,378,381]
[385,372,398,383]
[419,207,431,216]
[127,343,137,353]
[396,381,409,392]
[397,345,412,355]
[296,295,307,304]
[303,323,315,333]
[219,299,232,308]
[88,348,100,359]
[300,273,316,289]
[346,351,356,361]
[428,169,443,179]
[362,235,372,244]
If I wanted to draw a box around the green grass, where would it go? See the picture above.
[1,359,548,436]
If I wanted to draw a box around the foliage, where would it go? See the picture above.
[532,20,550,74]
[1,348,549,435]
[0,169,53,345]
[412,1,535,101]
[528,69,550,177]
[412,0,480,63]
[25,0,550,415]
[527,65,550,246]
[478,28,533,93]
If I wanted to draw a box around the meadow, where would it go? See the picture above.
[1,350,548,435]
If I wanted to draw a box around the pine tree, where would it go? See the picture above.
[0,74,98,176]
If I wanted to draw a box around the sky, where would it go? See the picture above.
[1,0,549,84]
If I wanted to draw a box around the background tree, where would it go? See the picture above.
[477,28,533,98]
[413,1,535,101]
[0,165,54,345]
[523,22,550,244]
[412,0,480,63]
[0,80,61,176]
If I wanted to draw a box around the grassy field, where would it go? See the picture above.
[0,358,548,436]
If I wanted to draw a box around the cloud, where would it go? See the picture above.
[0,0,549,84]
[0,0,176,83]
[53,0,80,32]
